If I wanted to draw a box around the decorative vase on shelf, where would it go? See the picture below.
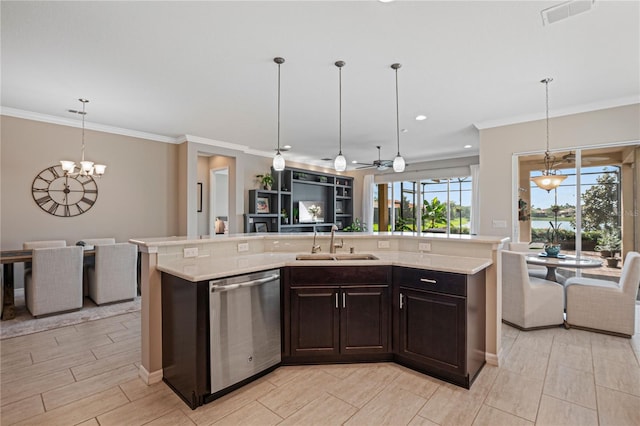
[544,244,561,257]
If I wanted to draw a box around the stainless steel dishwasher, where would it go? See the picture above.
[209,269,281,394]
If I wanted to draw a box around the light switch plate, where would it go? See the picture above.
[492,220,507,228]
[378,240,390,249]
[237,242,249,252]
[183,247,198,258]
[418,242,431,252]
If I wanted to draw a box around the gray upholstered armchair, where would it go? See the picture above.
[25,246,83,317]
[87,242,137,305]
[502,249,565,330]
[565,251,640,337]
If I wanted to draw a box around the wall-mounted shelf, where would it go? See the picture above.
[245,167,353,233]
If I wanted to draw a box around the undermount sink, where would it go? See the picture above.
[295,253,379,261]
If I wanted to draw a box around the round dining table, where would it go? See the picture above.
[525,253,602,282]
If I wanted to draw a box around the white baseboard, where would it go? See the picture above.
[139,365,163,385]
[486,351,500,366]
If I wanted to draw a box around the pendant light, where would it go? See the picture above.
[334,60,347,172]
[530,78,567,192]
[60,99,107,177]
[391,63,405,172]
[272,57,286,171]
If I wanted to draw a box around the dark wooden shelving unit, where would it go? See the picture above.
[244,167,353,233]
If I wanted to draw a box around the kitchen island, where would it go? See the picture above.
[131,232,507,390]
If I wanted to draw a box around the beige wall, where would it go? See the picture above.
[479,104,640,239]
[1,116,179,250]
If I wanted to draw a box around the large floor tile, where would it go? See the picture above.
[141,408,196,426]
[12,386,129,426]
[471,404,533,426]
[418,383,484,426]
[543,363,596,409]
[71,348,140,381]
[548,341,593,373]
[0,394,44,425]
[1,368,75,407]
[596,385,640,426]
[212,400,282,426]
[501,344,550,379]
[535,395,598,426]
[96,386,184,426]
[278,392,357,426]
[327,363,399,408]
[41,364,138,410]
[593,354,640,396]
[484,370,543,421]
[344,386,426,426]
[184,378,276,425]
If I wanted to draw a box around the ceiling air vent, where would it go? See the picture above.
[541,0,596,25]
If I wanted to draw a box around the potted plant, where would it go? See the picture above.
[293,207,299,224]
[342,218,367,232]
[595,229,621,267]
[256,173,273,190]
[281,209,288,225]
[545,221,562,257]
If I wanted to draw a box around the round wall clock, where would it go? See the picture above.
[31,165,98,217]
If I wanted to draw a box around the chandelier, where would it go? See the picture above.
[60,99,106,177]
[530,78,566,192]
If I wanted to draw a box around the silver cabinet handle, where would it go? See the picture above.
[335,293,339,308]
[420,278,437,284]
[400,293,404,309]
[342,292,346,308]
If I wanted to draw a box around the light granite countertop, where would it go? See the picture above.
[156,250,493,282]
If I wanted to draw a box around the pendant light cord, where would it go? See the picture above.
[395,66,400,156]
[277,61,281,155]
[81,99,88,163]
[545,78,550,154]
[339,65,342,155]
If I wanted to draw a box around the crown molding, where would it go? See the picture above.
[1,106,178,144]
[473,96,639,130]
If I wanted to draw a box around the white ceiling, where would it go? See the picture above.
[2,1,639,168]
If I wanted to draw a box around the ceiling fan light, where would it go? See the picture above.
[334,154,347,172]
[273,152,285,171]
[393,154,405,172]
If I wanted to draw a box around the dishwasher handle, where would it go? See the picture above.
[210,274,280,293]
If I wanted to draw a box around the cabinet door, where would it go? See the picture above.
[341,286,390,354]
[290,287,339,356]
[398,287,465,375]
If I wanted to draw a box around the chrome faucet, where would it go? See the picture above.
[311,230,321,253]
[330,225,343,254]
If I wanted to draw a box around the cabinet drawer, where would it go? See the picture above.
[290,266,391,286]
[393,267,466,297]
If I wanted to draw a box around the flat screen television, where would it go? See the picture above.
[299,201,325,223]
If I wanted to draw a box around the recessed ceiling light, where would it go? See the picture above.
[283,145,291,149]
[379,0,395,3]
[351,160,358,164]
[464,144,472,149]
[415,115,427,121]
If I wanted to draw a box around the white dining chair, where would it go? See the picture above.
[25,246,83,317]
[565,251,640,337]
[502,249,565,330]
[87,243,137,305]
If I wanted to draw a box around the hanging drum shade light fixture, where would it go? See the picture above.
[530,77,567,192]
[391,63,405,173]
[334,60,347,172]
[272,57,286,171]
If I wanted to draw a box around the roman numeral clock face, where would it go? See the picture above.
[31,165,98,217]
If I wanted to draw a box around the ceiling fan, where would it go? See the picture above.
[353,146,396,171]
[558,151,610,165]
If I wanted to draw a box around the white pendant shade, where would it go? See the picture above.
[393,154,405,173]
[334,154,346,172]
[273,152,285,171]
[60,99,106,177]
[531,174,567,192]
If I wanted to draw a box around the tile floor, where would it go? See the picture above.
[1,307,639,426]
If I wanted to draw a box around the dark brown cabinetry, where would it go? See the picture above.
[283,266,391,363]
[393,267,486,388]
